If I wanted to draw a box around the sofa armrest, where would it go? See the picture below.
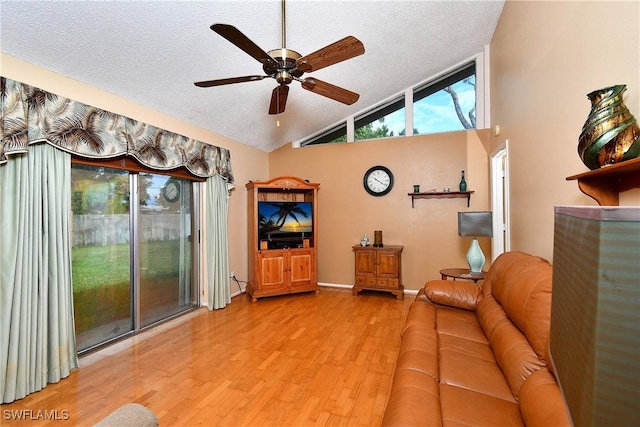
[422,279,482,311]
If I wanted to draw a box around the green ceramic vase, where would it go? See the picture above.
[578,85,640,170]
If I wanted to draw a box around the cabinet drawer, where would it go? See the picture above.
[355,276,378,286]
[375,278,389,287]
[384,279,398,288]
[356,277,395,288]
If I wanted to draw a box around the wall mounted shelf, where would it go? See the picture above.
[408,191,474,208]
[566,157,640,206]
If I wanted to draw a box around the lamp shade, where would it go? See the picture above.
[458,211,493,237]
[458,211,492,273]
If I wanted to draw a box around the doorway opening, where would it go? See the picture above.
[490,140,510,260]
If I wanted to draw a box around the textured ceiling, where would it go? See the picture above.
[1,0,504,152]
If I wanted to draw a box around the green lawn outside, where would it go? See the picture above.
[72,239,186,290]
[72,239,188,333]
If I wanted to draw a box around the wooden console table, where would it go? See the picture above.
[408,191,474,208]
[566,157,640,206]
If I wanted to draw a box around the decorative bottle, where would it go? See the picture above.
[459,170,467,192]
[360,233,370,247]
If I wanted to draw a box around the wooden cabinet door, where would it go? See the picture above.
[257,250,287,291]
[376,251,399,279]
[354,250,376,277]
[289,248,315,289]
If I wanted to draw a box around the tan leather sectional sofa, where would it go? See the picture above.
[382,251,571,426]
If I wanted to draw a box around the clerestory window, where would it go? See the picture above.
[354,97,406,140]
[413,62,476,134]
[301,59,478,147]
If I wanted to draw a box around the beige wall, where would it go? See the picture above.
[4,0,639,292]
[0,53,268,296]
[490,0,640,261]
[268,131,491,290]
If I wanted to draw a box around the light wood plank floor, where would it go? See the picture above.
[1,288,413,426]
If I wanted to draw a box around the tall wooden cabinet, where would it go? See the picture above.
[246,177,320,302]
[352,245,404,299]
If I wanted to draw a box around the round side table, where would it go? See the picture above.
[439,268,486,283]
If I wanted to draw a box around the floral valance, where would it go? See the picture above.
[0,77,234,184]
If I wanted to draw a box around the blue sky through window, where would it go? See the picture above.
[366,76,476,137]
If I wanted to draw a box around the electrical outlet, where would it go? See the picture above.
[230,271,235,280]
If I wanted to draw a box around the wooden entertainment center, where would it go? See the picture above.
[246,176,320,302]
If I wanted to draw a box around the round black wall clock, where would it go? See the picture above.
[363,165,394,196]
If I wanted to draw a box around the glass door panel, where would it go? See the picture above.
[71,165,133,352]
[138,174,195,327]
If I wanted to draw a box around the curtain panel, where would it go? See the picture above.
[0,77,234,185]
[1,143,78,403]
[205,175,231,310]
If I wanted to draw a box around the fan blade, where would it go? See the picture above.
[194,75,267,87]
[211,24,279,69]
[269,85,290,115]
[296,36,365,73]
[301,78,359,105]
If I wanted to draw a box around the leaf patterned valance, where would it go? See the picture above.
[1,77,234,184]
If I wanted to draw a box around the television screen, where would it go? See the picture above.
[258,201,313,249]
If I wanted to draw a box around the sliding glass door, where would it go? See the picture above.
[71,165,197,352]
[71,165,133,351]
[138,173,195,327]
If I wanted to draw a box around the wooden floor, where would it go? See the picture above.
[1,287,413,426]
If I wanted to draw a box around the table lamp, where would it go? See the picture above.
[458,211,493,273]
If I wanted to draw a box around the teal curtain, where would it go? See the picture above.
[205,175,231,310]
[0,143,79,403]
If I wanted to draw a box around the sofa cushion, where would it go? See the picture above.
[440,384,524,427]
[439,344,516,402]
[401,299,437,337]
[488,252,553,361]
[480,250,528,297]
[439,334,495,362]
[477,296,546,399]
[396,330,439,380]
[436,306,487,344]
[519,368,572,427]
[382,369,442,427]
[424,279,483,311]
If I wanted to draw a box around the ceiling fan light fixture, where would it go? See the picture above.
[195,0,364,115]
[276,70,293,84]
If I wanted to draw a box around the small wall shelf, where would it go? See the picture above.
[566,157,640,206]
[408,191,474,208]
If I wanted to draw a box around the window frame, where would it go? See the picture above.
[297,51,486,147]
[353,95,406,140]
[301,123,348,147]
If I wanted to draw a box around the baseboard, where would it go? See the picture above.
[318,282,353,290]
[220,283,418,302]
[319,282,419,296]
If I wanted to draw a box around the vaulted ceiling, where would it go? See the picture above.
[1,0,505,152]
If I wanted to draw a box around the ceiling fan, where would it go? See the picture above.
[194,0,365,115]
